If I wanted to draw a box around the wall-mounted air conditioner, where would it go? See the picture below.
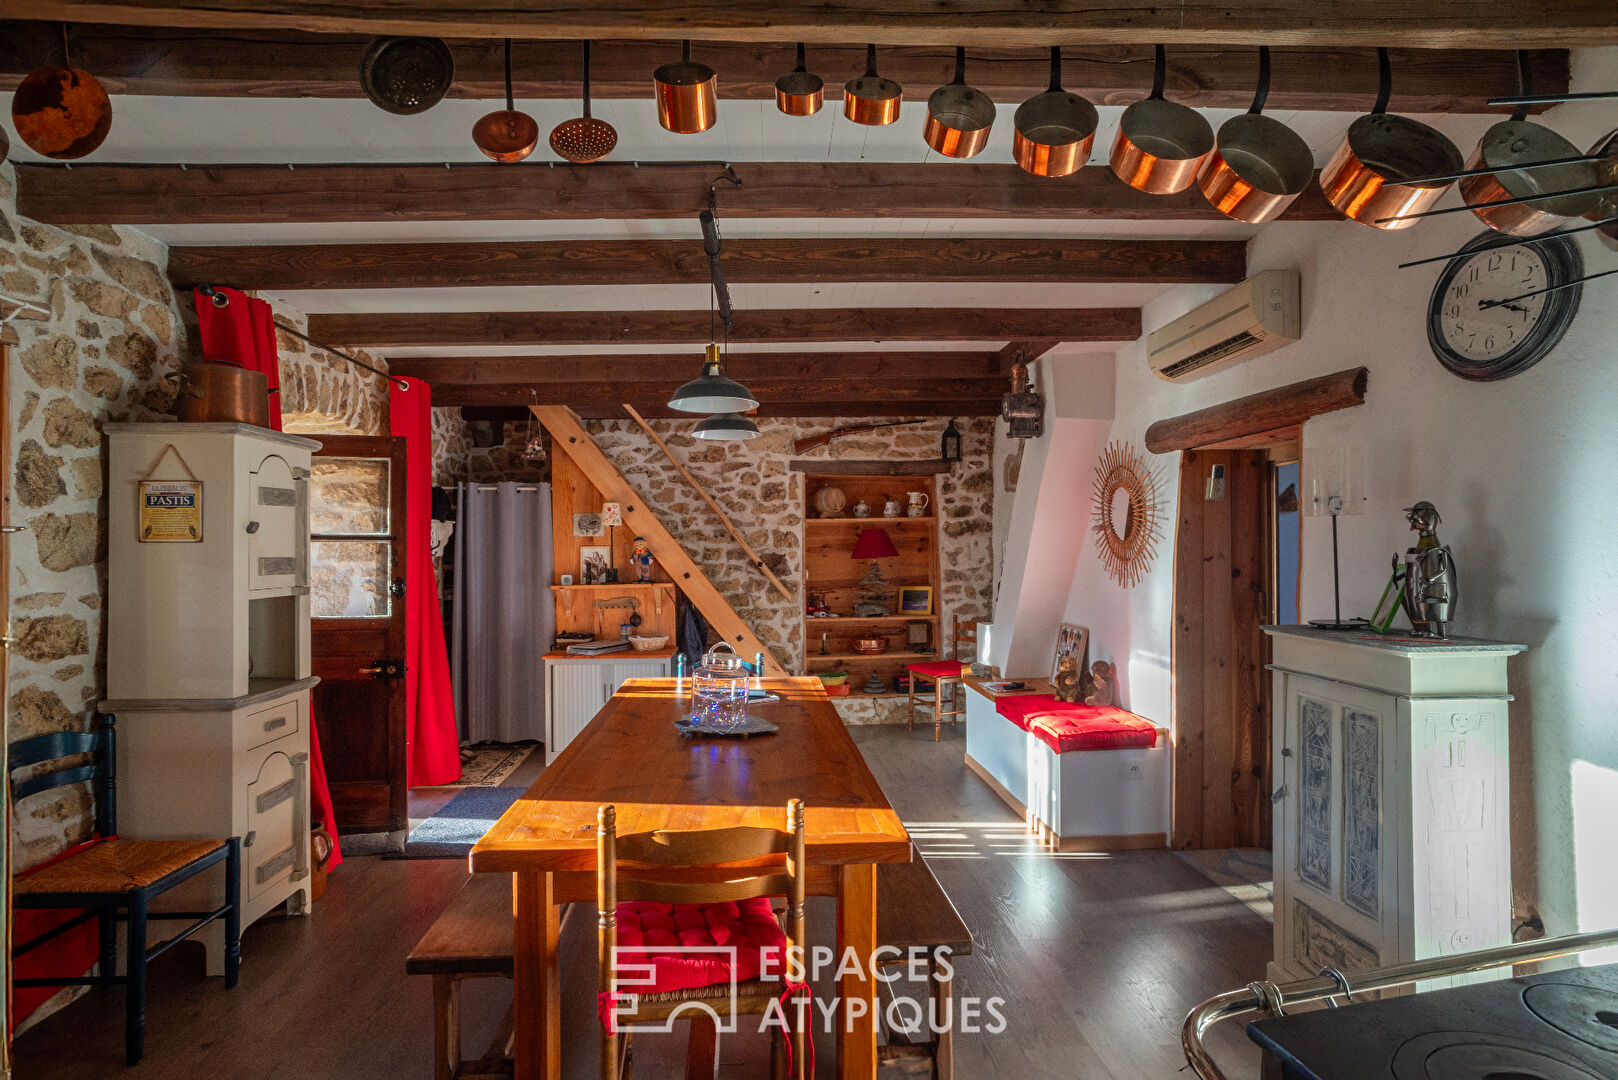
[1147,269,1300,383]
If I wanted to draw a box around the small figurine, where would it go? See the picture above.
[1053,655,1083,703]
[1399,501,1458,638]
[630,536,655,583]
[1084,660,1115,706]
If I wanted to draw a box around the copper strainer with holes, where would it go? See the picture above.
[550,41,617,163]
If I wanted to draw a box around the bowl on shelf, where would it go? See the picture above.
[817,671,848,686]
[628,634,670,652]
[851,637,888,655]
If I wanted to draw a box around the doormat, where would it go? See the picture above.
[395,786,526,859]
[1173,847,1273,922]
[455,743,536,788]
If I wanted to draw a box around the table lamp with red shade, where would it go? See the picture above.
[851,528,899,616]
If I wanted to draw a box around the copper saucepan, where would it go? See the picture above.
[1460,52,1605,236]
[1318,48,1463,230]
[923,46,996,159]
[654,40,717,134]
[1109,45,1215,195]
[775,43,823,117]
[1013,47,1098,178]
[1197,47,1315,224]
[170,361,271,427]
[1589,128,1618,251]
[844,44,902,127]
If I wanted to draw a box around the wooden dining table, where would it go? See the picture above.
[470,676,912,1080]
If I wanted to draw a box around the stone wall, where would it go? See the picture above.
[273,313,389,437]
[431,407,549,487]
[586,416,995,724]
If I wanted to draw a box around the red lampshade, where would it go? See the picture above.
[850,528,900,560]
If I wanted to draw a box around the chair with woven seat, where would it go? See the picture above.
[907,619,978,741]
[10,715,241,1066]
[598,799,808,1080]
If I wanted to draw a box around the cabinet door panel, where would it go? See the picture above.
[244,748,303,902]
[249,453,301,592]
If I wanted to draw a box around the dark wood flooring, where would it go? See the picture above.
[14,725,1271,1079]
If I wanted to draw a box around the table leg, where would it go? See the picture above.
[513,870,561,1080]
[837,863,878,1080]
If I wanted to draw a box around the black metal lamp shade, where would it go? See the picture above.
[691,412,762,440]
[668,344,759,414]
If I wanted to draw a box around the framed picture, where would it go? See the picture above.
[1052,623,1090,682]
[559,574,575,586]
[573,512,605,537]
[897,586,933,615]
[580,546,612,584]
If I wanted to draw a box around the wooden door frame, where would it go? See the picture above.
[2,335,13,1074]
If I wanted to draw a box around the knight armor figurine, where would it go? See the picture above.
[1399,501,1458,638]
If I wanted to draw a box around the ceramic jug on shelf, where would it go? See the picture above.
[883,497,903,517]
[906,491,929,517]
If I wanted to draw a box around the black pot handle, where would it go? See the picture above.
[1372,46,1391,116]
[1150,43,1166,101]
[1512,49,1533,122]
[952,45,966,86]
[1048,46,1063,94]
[1248,46,1271,115]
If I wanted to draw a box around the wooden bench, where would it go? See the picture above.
[408,855,972,1080]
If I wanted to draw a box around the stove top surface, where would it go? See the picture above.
[1247,963,1618,1080]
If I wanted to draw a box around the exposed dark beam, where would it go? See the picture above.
[433,378,1006,407]
[995,339,1064,374]
[5,2,1611,49]
[391,352,1002,384]
[308,307,1141,348]
[569,401,996,419]
[0,24,1566,113]
[168,238,1247,290]
[14,162,1343,226]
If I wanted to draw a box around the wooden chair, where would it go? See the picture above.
[9,715,241,1066]
[598,800,807,1080]
[907,620,978,741]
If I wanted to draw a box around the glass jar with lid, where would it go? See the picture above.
[690,642,752,730]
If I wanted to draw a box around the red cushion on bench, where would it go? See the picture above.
[612,897,787,994]
[906,660,969,680]
[994,696,1158,752]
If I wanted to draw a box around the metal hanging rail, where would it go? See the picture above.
[194,285,409,390]
[1181,926,1618,1080]
[1397,215,1618,269]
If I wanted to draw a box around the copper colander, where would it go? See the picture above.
[551,40,617,163]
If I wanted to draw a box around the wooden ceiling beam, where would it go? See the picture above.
[995,339,1065,374]
[462,402,1001,421]
[168,237,1247,290]
[389,352,1004,384]
[5,3,1611,49]
[14,162,1342,225]
[0,24,1567,113]
[307,307,1140,348]
[433,378,1007,407]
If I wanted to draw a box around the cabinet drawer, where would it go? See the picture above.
[248,454,304,593]
[238,697,302,754]
[242,746,307,903]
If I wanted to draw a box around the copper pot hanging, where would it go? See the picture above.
[1589,128,1618,251]
[1197,47,1315,224]
[655,40,717,134]
[775,43,824,116]
[1109,45,1215,195]
[1318,48,1463,230]
[1013,47,1098,178]
[170,361,270,427]
[923,46,996,159]
[472,39,539,162]
[11,65,112,160]
[844,44,902,127]
[1460,53,1604,237]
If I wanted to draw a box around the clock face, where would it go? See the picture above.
[1427,232,1583,381]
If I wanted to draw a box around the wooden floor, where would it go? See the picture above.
[14,724,1271,1080]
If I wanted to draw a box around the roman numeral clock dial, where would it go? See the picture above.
[1427,231,1584,381]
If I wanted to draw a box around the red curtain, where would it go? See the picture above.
[191,286,342,868]
[390,377,461,786]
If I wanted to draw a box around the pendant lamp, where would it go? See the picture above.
[668,343,759,414]
[692,413,761,441]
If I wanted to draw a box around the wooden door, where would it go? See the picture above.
[1171,447,1272,849]
[309,436,409,835]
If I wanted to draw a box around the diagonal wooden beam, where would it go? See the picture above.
[168,238,1247,290]
[4,1,1612,49]
[14,162,1342,226]
[309,308,1139,349]
[0,24,1567,113]
[389,352,1003,384]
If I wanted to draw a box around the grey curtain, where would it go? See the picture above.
[452,481,554,744]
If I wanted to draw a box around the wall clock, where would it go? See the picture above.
[1426,230,1583,381]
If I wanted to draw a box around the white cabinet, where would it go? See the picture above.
[1265,626,1524,987]
[543,655,674,763]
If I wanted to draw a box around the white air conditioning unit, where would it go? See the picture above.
[1147,269,1300,383]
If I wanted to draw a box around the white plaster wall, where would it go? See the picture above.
[1043,47,1618,936]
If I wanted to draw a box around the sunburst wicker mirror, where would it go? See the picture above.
[1091,441,1162,588]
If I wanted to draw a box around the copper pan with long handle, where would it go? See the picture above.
[1109,45,1215,195]
[1197,47,1315,224]
[923,46,996,159]
[1319,47,1464,229]
[844,44,902,127]
[1589,128,1618,250]
[1013,47,1098,178]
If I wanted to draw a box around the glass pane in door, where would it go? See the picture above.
[311,540,392,618]
[309,458,390,535]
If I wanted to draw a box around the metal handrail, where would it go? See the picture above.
[1181,927,1618,1080]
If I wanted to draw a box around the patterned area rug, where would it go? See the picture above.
[1174,847,1274,922]
[455,743,536,787]
[398,786,525,859]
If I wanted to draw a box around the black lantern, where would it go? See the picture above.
[941,419,963,463]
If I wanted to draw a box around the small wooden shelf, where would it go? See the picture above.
[805,615,940,624]
[806,651,938,663]
[806,516,936,526]
[550,583,675,591]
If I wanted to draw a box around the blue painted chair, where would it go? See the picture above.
[10,715,241,1065]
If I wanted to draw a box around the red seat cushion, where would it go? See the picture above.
[906,660,969,680]
[612,897,787,994]
[995,696,1158,753]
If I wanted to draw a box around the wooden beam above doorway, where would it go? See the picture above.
[308,307,1141,348]
[1144,367,1369,454]
[5,1,1611,49]
[389,351,1003,384]
[0,24,1568,113]
[168,238,1247,290]
[12,162,1342,226]
[430,377,1006,408]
